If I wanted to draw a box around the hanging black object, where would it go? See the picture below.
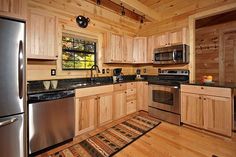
[76,16,90,28]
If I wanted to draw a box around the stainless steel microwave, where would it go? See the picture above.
[154,44,189,65]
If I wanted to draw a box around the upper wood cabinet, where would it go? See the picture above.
[104,32,123,63]
[154,27,188,48]
[123,35,134,63]
[27,9,58,60]
[0,0,26,19]
[133,37,147,63]
[181,85,232,137]
[147,36,154,63]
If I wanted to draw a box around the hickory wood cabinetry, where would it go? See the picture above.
[154,27,187,48]
[104,32,147,64]
[126,82,137,114]
[0,0,26,19]
[75,85,113,135]
[27,9,58,60]
[133,37,147,63]
[181,85,232,137]
[137,82,149,111]
[113,83,127,119]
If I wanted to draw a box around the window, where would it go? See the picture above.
[62,35,96,70]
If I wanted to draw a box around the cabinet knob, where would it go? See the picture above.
[131,101,133,104]
[199,97,201,99]
[125,91,127,94]
[120,84,122,86]
[55,55,58,58]
[203,98,206,100]
[201,87,204,89]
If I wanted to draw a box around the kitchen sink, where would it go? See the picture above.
[71,82,102,88]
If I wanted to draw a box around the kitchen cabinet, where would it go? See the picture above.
[181,85,232,137]
[126,82,137,114]
[123,35,134,63]
[76,96,97,135]
[27,9,58,60]
[137,82,149,111]
[104,32,123,63]
[98,93,113,126]
[133,37,147,63]
[181,92,203,128]
[113,90,127,120]
[0,0,26,19]
[154,27,187,48]
[147,36,154,63]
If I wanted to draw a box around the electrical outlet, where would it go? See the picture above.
[51,69,56,76]
[106,68,110,74]
[143,68,147,73]
[102,69,105,74]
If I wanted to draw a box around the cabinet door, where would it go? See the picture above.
[154,33,169,48]
[27,9,57,60]
[123,35,134,63]
[104,33,123,63]
[169,28,187,45]
[133,37,147,63]
[147,36,154,63]
[0,0,26,19]
[203,96,232,136]
[98,93,113,126]
[181,92,203,128]
[75,96,97,135]
[136,82,149,111]
[113,91,126,119]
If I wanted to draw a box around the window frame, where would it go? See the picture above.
[62,35,97,70]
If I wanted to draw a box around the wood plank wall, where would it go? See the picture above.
[195,21,236,82]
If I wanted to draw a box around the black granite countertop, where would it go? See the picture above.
[182,81,236,89]
[27,75,151,95]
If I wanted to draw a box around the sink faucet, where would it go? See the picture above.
[90,64,100,83]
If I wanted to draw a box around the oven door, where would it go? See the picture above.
[149,84,180,114]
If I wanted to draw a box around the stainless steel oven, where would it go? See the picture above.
[149,85,181,125]
[154,44,189,65]
[148,69,189,125]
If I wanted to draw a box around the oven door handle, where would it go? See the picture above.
[173,50,177,63]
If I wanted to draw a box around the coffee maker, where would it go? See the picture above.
[113,68,123,82]
[135,69,144,80]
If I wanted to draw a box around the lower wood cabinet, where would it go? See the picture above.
[181,85,232,137]
[203,95,232,136]
[76,96,97,135]
[113,90,127,120]
[137,82,149,111]
[98,93,113,126]
[181,93,203,128]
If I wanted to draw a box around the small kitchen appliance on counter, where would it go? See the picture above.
[113,68,123,82]
[135,69,144,80]
[148,69,189,125]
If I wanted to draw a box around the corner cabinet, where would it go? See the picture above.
[0,0,26,19]
[133,37,147,63]
[27,9,58,60]
[181,85,232,137]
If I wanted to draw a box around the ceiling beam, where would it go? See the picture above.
[86,0,150,22]
[112,0,159,21]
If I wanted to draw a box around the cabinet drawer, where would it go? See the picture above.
[76,85,113,98]
[127,82,136,89]
[127,100,137,114]
[114,83,127,91]
[181,85,231,98]
[126,88,136,95]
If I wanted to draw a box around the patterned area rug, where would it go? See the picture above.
[50,115,161,157]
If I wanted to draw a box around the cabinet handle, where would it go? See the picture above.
[131,89,133,91]
[120,84,122,86]
[201,87,204,89]
[131,101,133,104]
[125,91,127,94]
[199,97,201,99]
[203,98,206,100]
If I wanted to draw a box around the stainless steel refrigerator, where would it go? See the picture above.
[0,17,26,157]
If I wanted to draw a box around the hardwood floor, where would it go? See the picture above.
[39,112,236,157]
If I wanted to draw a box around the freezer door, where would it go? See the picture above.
[0,17,25,117]
[0,114,25,157]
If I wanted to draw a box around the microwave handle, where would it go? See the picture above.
[173,50,176,63]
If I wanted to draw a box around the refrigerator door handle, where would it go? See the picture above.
[0,117,18,127]
[18,40,23,99]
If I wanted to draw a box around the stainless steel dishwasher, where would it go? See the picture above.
[28,90,75,155]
